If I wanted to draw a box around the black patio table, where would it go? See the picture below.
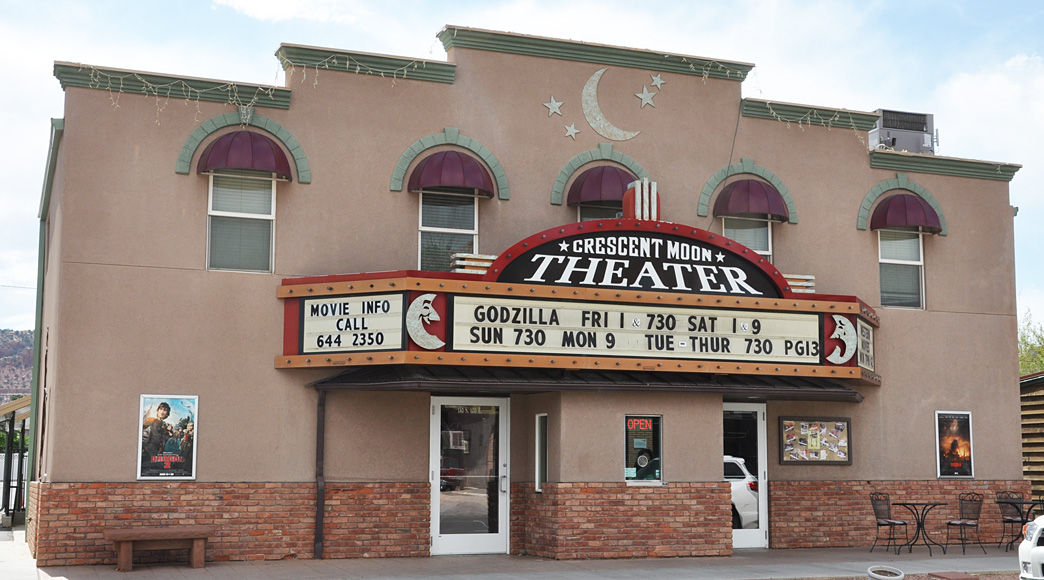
[893,501,947,556]
[996,498,1043,551]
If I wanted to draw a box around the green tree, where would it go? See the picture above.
[1020,311,1044,376]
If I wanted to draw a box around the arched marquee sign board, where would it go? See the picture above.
[276,220,880,385]
[487,220,787,297]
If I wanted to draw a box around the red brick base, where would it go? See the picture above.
[769,479,1030,549]
[27,478,1027,565]
[27,481,429,566]
[511,481,732,559]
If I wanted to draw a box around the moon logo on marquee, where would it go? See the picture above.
[826,315,857,365]
[406,293,445,350]
[582,68,641,141]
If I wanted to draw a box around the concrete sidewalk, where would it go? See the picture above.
[0,526,1020,580]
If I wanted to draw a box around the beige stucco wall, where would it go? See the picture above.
[38,32,1021,486]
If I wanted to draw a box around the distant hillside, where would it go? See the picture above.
[0,329,32,405]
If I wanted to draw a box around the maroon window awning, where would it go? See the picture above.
[407,151,495,198]
[566,165,637,206]
[870,193,941,234]
[713,179,789,222]
[196,130,293,181]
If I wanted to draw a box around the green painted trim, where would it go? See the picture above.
[856,173,948,236]
[277,44,456,84]
[38,119,64,219]
[439,26,753,82]
[53,62,291,110]
[29,118,63,483]
[697,157,798,224]
[742,99,879,132]
[390,128,510,200]
[869,150,1021,182]
[174,111,311,184]
[550,144,649,205]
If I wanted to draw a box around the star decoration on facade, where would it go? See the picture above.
[544,96,563,116]
[564,123,579,140]
[715,252,725,262]
[635,85,656,108]
[651,74,665,89]
[559,241,570,252]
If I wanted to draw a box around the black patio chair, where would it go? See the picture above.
[870,492,908,553]
[946,492,987,554]
[996,490,1024,548]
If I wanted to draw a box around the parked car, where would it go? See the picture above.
[724,455,759,529]
[1020,515,1044,579]
[440,457,465,491]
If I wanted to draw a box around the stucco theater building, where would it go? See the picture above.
[27,26,1024,565]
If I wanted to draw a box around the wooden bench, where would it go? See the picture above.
[103,525,215,572]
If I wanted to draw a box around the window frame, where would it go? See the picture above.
[878,228,925,309]
[624,415,662,485]
[722,216,773,262]
[535,413,548,492]
[417,190,479,271]
[577,203,622,222]
[206,169,277,273]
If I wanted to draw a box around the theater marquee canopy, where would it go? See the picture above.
[277,220,880,385]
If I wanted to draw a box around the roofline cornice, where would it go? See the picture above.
[438,25,754,82]
[742,99,880,132]
[869,150,1021,182]
[276,44,457,84]
[53,62,292,109]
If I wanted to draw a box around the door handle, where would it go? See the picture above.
[500,475,508,493]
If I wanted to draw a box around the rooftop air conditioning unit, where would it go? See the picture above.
[869,109,936,154]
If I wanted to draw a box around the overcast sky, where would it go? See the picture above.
[1,0,1041,330]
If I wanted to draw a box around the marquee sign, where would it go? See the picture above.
[277,220,880,384]
[487,220,787,297]
[452,295,821,364]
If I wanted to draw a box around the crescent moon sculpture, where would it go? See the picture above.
[582,68,640,141]
[826,315,857,365]
[406,293,445,350]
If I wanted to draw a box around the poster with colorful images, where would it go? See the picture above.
[779,417,852,465]
[936,411,973,478]
[137,394,197,480]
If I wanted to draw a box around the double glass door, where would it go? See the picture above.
[430,397,509,555]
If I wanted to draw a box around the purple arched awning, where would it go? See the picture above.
[566,165,637,206]
[870,193,942,234]
[713,179,789,222]
[196,130,293,181]
[407,151,495,198]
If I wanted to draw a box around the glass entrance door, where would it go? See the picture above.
[430,397,509,555]
[724,402,767,548]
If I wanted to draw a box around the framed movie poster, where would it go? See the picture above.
[936,411,973,478]
[779,417,852,465]
[137,394,197,480]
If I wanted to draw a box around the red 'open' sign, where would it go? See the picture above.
[627,418,653,430]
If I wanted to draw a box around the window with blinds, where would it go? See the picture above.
[207,170,275,272]
[578,204,622,222]
[723,217,772,262]
[879,230,924,308]
[419,192,477,271]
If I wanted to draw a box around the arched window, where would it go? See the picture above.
[712,179,790,263]
[407,151,495,271]
[566,165,636,222]
[197,131,292,273]
[870,193,942,309]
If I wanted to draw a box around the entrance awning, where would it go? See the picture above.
[309,365,863,403]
